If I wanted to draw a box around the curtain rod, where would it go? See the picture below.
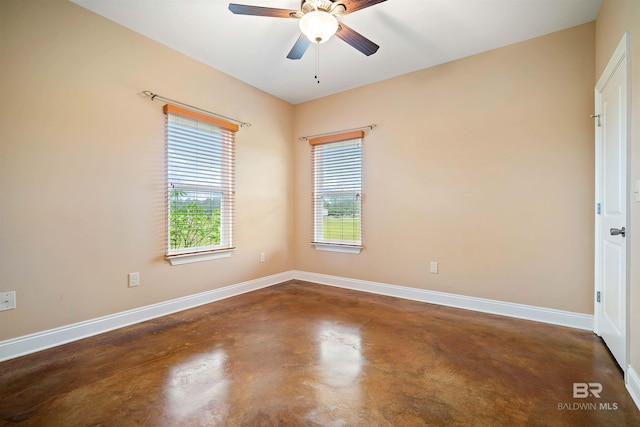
[298,124,377,141]
[140,90,251,128]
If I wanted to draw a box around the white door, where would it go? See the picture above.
[595,34,629,373]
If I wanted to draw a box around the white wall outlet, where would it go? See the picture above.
[430,261,439,274]
[128,272,140,287]
[260,252,266,263]
[0,291,16,311]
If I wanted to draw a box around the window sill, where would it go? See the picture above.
[313,243,363,254]
[166,248,234,265]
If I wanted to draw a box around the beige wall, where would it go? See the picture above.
[294,23,596,313]
[0,0,295,340]
[595,0,640,383]
[1,0,599,345]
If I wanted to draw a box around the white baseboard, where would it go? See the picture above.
[0,269,595,363]
[291,271,594,331]
[0,271,294,363]
[627,366,640,412]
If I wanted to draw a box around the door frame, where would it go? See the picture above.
[594,32,630,378]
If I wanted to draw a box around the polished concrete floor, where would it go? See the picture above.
[0,281,638,426]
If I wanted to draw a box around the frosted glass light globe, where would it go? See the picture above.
[299,11,338,44]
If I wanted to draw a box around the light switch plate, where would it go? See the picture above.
[430,261,439,274]
[128,272,140,287]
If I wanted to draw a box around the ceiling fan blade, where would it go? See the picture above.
[337,0,387,15]
[335,22,379,56]
[228,3,298,18]
[287,33,311,60]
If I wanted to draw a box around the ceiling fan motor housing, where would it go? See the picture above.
[301,0,346,15]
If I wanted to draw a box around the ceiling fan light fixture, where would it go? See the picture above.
[299,10,338,43]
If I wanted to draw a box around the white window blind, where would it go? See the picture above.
[311,131,363,248]
[164,104,236,259]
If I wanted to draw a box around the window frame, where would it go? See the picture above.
[310,130,364,254]
[163,104,237,265]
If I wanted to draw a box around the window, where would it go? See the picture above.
[164,104,237,265]
[310,131,363,253]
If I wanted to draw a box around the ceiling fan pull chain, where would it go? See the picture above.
[315,41,320,84]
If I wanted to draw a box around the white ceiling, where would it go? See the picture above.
[71,0,602,105]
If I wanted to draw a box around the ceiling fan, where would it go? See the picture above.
[228,0,387,59]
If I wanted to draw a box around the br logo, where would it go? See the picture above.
[573,383,602,398]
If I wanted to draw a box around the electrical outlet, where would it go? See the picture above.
[0,291,16,311]
[128,272,140,287]
[260,252,266,263]
[430,261,439,274]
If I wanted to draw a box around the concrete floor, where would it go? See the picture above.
[0,281,638,426]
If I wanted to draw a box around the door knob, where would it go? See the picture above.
[610,227,626,237]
